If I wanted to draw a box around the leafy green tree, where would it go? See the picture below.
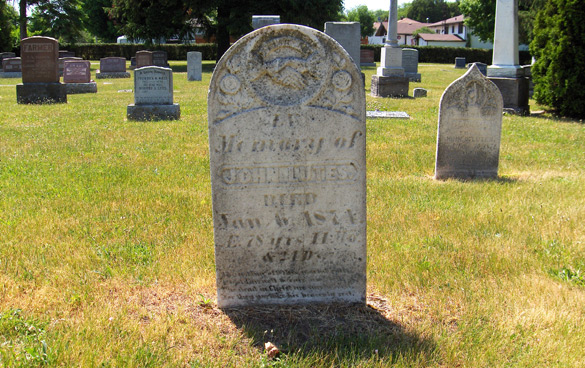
[407,0,455,22]
[28,0,86,43]
[110,0,194,45]
[347,5,375,38]
[412,26,434,37]
[0,1,19,49]
[530,0,585,118]
[81,0,119,42]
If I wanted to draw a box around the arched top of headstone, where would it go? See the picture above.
[209,24,364,125]
[22,35,59,43]
[440,64,503,116]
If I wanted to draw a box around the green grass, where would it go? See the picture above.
[1,60,584,367]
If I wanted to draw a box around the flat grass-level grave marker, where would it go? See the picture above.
[16,36,66,104]
[435,64,503,179]
[127,66,180,121]
[208,24,367,308]
[63,60,97,94]
[96,57,130,79]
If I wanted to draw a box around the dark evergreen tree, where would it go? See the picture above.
[530,0,585,118]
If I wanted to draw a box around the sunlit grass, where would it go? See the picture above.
[0,60,584,367]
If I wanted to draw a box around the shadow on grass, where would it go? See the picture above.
[223,297,435,363]
[527,111,583,124]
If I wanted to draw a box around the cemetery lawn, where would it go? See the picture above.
[1,61,584,367]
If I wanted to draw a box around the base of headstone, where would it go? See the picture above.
[435,169,498,181]
[0,72,22,78]
[16,83,67,104]
[413,88,427,98]
[371,75,409,98]
[405,72,421,82]
[127,104,180,121]
[66,82,97,94]
[96,71,130,79]
[187,75,202,82]
[488,76,530,116]
[360,62,376,67]
[487,65,525,78]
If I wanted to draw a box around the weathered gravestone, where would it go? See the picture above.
[63,60,97,94]
[208,24,366,308]
[0,57,22,78]
[435,64,503,180]
[402,48,421,82]
[59,50,75,58]
[413,88,427,98]
[152,51,169,67]
[135,51,153,68]
[16,36,66,104]
[127,66,179,120]
[187,51,202,81]
[130,57,136,69]
[96,57,130,79]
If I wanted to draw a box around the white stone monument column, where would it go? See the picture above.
[487,0,523,77]
[377,0,404,77]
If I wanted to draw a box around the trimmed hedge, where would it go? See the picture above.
[58,43,216,61]
[361,44,532,65]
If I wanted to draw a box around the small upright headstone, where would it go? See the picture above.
[252,15,280,30]
[454,57,466,69]
[0,57,22,78]
[130,57,137,69]
[435,65,503,180]
[16,36,66,104]
[58,56,82,76]
[360,49,375,66]
[127,66,180,121]
[208,24,366,308]
[402,48,421,82]
[135,51,153,68]
[152,51,169,67]
[0,52,16,70]
[96,57,130,79]
[63,60,97,94]
[187,51,202,81]
[324,22,361,71]
[413,88,427,98]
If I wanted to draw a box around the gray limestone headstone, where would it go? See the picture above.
[402,48,421,82]
[252,15,280,30]
[435,64,503,179]
[127,66,179,120]
[324,22,361,71]
[0,52,16,70]
[187,51,202,81]
[208,24,366,308]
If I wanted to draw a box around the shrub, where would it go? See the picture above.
[57,43,217,61]
[530,0,585,118]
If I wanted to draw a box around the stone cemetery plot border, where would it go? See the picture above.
[208,24,366,308]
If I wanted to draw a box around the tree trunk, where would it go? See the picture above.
[216,2,230,62]
[19,0,27,39]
